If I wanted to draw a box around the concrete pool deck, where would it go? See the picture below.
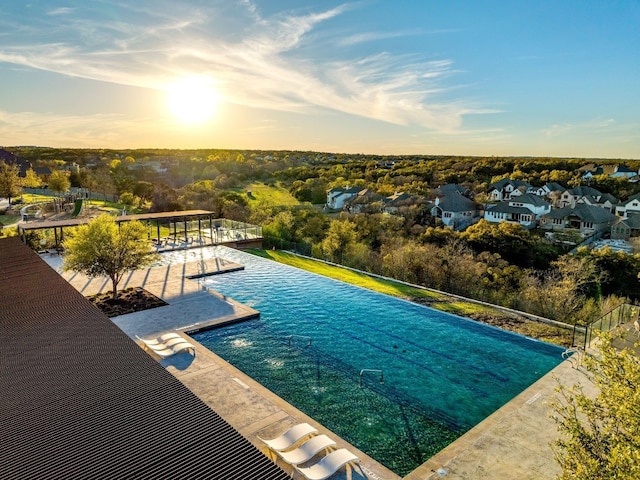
[47,252,597,480]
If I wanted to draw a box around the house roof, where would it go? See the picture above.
[0,237,289,480]
[509,193,550,207]
[327,186,363,195]
[613,215,640,230]
[543,204,618,224]
[385,192,413,206]
[435,184,468,196]
[487,203,534,215]
[436,194,476,212]
[488,178,531,191]
[625,214,640,229]
[0,148,31,176]
[347,189,384,205]
[544,182,565,192]
[600,193,620,204]
[622,192,640,205]
[568,186,603,197]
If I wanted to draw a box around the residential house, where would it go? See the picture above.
[610,214,640,240]
[558,186,605,209]
[581,164,638,180]
[539,204,618,237]
[530,182,566,207]
[580,164,616,180]
[576,192,619,213]
[610,165,638,179]
[431,194,479,230]
[484,193,551,228]
[0,148,29,176]
[383,191,413,214]
[615,193,640,218]
[345,188,384,213]
[487,179,532,201]
[531,182,565,198]
[326,186,364,210]
[435,183,473,198]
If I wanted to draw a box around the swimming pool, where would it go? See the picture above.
[175,247,563,476]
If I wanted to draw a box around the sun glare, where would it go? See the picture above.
[165,77,219,124]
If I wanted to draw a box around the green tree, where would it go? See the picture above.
[62,214,157,300]
[22,168,42,188]
[551,333,640,479]
[119,191,140,211]
[321,219,357,264]
[48,170,71,195]
[0,163,22,205]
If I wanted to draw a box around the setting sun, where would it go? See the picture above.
[165,77,219,124]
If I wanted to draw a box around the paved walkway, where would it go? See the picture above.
[45,252,597,480]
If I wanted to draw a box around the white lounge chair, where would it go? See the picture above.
[136,332,183,347]
[258,423,318,452]
[137,335,196,358]
[293,448,359,480]
[276,434,336,465]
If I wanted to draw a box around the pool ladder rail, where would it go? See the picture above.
[562,347,584,368]
[359,369,384,387]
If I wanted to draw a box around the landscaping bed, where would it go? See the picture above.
[88,287,167,317]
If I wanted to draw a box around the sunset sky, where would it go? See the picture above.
[1,0,638,158]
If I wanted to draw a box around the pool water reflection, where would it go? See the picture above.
[173,247,563,476]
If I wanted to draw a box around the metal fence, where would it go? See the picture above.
[573,303,638,349]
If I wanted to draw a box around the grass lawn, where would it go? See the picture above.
[247,248,573,346]
[241,182,300,207]
[250,249,453,302]
[0,215,21,226]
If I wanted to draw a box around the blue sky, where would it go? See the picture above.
[0,0,638,158]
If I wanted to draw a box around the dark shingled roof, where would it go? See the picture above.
[543,204,618,224]
[436,194,476,212]
[487,203,533,215]
[0,237,289,480]
[509,193,550,207]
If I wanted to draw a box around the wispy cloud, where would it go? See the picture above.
[47,7,75,16]
[0,1,487,133]
[542,118,617,137]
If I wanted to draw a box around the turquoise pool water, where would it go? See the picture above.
[173,247,563,476]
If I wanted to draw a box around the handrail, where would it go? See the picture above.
[561,347,582,359]
[359,369,384,387]
[287,335,312,348]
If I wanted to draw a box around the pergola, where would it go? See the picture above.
[17,210,263,250]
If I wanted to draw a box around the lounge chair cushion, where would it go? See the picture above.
[293,448,359,480]
[276,434,336,465]
[258,423,318,452]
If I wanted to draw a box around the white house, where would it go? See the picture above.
[431,194,479,230]
[326,186,364,210]
[487,179,532,201]
[484,193,551,227]
[558,186,604,209]
[615,193,640,218]
[576,192,619,213]
[531,182,565,198]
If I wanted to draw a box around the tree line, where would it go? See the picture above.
[5,147,640,325]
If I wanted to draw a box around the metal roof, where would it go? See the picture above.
[18,209,215,231]
[0,237,288,480]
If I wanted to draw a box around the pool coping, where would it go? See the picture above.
[49,250,597,480]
